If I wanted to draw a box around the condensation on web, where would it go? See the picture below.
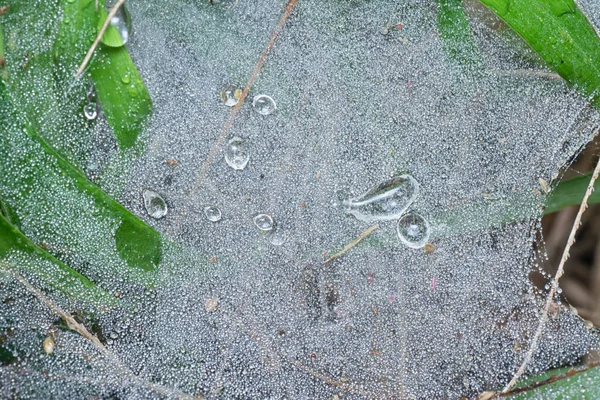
[1,0,600,398]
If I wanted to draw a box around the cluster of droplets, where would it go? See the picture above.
[344,175,430,249]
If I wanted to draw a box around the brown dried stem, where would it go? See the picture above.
[1,262,195,399]
[503,156,600,392]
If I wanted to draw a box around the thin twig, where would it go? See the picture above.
[503,157,600,392]
[75,0,126,79]
[324,225,379,264]
[0,262,195,399]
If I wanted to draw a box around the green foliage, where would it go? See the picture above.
[509,365,600,399]
[479,0,600,109]
[0,1,160,305]
[57,0,152,150]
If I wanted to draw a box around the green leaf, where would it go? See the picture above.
[436,0,483,74]
[509,365,600,399]
[544,172,600,215]
[57,0,152,150]
[478,0,600,109]
[0,213,117,308]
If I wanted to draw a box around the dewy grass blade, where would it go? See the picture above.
[479,0,600,109]
[60,0,152,151]
[0,213,117,309]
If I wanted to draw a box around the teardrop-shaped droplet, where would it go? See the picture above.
[204,206,222,222]
[252,94,276,115]
[99,3,133,47]
[110,3,132,45]
[220,85,242,107]
[225,137,249,170]
[83,103,97,120]
[254,214,274,231]
[344,175,419,222]
[396,212,430,249]
[142,189,168,219]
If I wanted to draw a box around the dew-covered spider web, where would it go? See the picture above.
[2,0,600,398]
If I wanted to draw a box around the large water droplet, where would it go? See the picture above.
[344,175,419,222]
[254,214,274,231]
[142,189,168,219]
[109,3,132,45]
[83,103,97,120]
[220,85,242,107]
[225,137,250,170]
[204,206,222,222]
[252,94,276,115]
[396,212,430,249]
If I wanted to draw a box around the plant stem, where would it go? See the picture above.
[503,154,600,392]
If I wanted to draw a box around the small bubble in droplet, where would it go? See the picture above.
[204,206,222,222]
[254,214,274,231]
[252,94,276,115]
[225,137,249,170]
[220,85,242,107]
[83,103,97,120]
[396,211,430,249]
[142,189,168,219]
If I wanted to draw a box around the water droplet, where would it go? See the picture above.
[142,189,168,219]
[225,137,249,170]
[344,175,419,222]
[269,229,286,246]
[220,85,242,107]
[204,206,222,222]
[83,103,97,120]
[252,94,276,115]
[109,3,132,45]
[396,212,430,249]
[121,74,131,84]
[254,214,274,231]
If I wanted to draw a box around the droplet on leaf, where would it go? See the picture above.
[252,94,277,115]
[142,189,168,219]
[396,211,430,249]
[225,137,249,170]
[254,214,274,231]
[204,206,222,222]
[344,175,419,222]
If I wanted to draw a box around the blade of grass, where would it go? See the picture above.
[59,0,152,151]
[478,0,600,109]
[0,71,161,276]
[544,172,600,214]
[0,213,117,309]
[436,0,483,74]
